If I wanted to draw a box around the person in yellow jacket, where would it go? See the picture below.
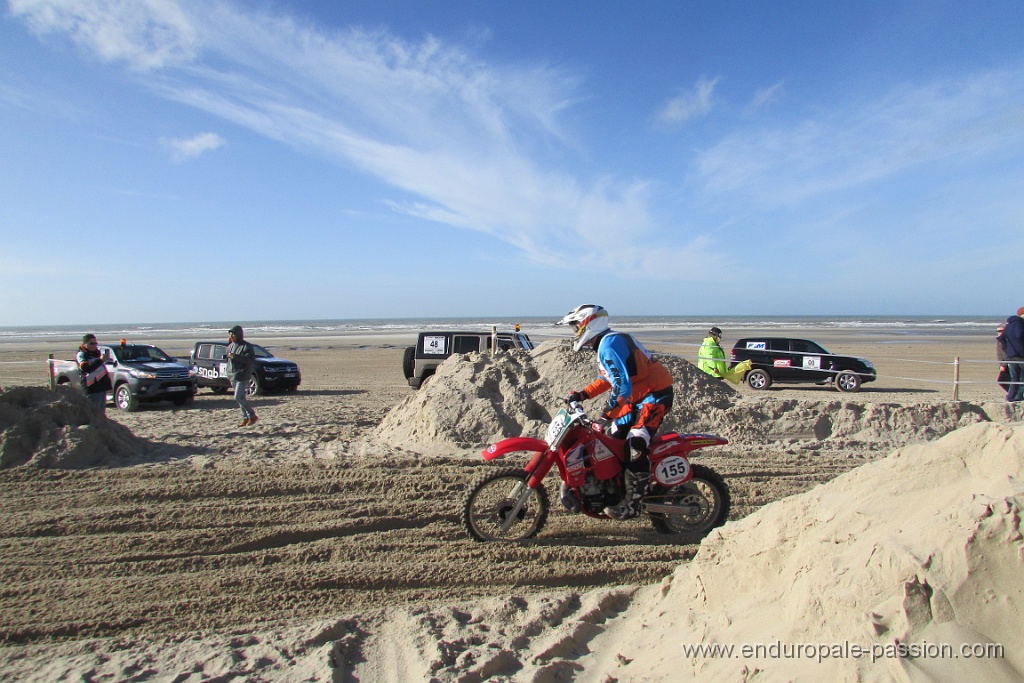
[697,327,727,378]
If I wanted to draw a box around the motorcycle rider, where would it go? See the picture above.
[559,304,675,519]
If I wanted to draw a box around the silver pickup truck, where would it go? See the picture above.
[50,342,197,411]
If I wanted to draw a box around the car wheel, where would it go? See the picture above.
[402,346,416,380]
[114,384,138,412]
[835,371,862,393]
[211,386,229,395]
[246,375,263,397]
[746,369,772,390]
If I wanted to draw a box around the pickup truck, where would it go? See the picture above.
[50,342,198,411]
[402,329,534,388]
[189,341,301,396]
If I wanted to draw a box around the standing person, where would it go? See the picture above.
[997,324,1011,392]
[697,327,727,378]
[999,309,1024,403]
[559,304,674,518]
[227,325,259,426]
[76,333,112,415]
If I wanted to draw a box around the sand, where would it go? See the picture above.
[0,329,1021,681]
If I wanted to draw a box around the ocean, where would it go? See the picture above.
[0,315,1004,345]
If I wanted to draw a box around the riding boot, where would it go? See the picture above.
[559,483,580,513]
[625,470,650,502]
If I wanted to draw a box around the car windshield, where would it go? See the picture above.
[114,346,173,363]
[253,345,273,358]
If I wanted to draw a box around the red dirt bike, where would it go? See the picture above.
[463,400,731,544]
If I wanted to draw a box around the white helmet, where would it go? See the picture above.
[557,304,610,351]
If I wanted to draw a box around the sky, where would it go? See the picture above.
[1,0,1023,326]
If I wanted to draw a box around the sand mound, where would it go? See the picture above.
[591,420,1024,681]
[692,397,998,447]
[371,341,736,452]
[0,386,146,468]
[370,342,1015,458]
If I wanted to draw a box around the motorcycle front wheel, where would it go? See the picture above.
[647,464,730,543]
[463,467,549,542]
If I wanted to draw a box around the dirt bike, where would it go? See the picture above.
[462,400,731,544]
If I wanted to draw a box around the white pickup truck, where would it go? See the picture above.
[50,342,197,411]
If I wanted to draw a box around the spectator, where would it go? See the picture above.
[998,309,1024,403]
[76,334,112,415]
[227,326,259,426]
[997,324,1010,392]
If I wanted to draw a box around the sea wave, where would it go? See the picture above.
[0,315,1004,343]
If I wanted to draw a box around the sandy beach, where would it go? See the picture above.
[0,327,1021,681]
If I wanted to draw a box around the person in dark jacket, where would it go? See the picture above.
[76,333,112,415]
[998,308,1024,402]
[997,324,1010,392]
[227,325,259,426]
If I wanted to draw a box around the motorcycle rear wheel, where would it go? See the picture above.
[463,468,549,542]
[648,464,730,543]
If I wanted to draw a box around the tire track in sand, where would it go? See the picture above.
[0,445,858,645]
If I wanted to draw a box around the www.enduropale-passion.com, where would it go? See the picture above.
[680,639,1005,664]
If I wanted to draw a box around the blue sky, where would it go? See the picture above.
[2,0,1023,326]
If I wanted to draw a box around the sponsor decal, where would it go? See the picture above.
[565,445,587,472]
[774,358,792,367]
[746,341,766,350]
[197,367,221,380]
[487,444,498,454]
[803,355,822,369]
[592,440,615,461]
[652,440,680,456]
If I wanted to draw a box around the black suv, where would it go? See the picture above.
[729,337,876,392]
[402,330,534,388]
[190,342,301,396]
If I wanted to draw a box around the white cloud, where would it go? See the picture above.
[749,80,784,111]
[695,70,1024,208]
[8,0,721,279]
[9,0,199,70]
[165,131,225,161]
[657,76,719,125]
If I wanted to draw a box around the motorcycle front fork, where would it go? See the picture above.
[499,481,534,533]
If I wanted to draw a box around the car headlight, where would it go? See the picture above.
[189,368,197,378]
[129,369,157,379]
[859,359,874,369]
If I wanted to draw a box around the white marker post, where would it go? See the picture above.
[953,357,960,401]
